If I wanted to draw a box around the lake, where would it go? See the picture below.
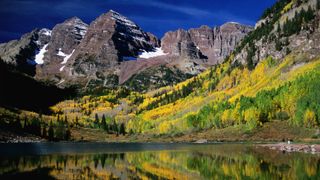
[0,143,319,179]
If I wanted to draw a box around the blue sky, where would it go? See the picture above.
[0,0,276,43]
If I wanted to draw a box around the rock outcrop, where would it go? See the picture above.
[234,0,320,67]
[162,22,253,65]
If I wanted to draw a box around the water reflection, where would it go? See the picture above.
[1,144,320,179]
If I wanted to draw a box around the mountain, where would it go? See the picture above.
[55,10,161,89]
[0,10,251,93]
[46,0,320,138]
[35,17,88,83]
[0,28,51,75]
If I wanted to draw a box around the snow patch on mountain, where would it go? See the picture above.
[35,44,48,64]
[57,49,75,64]
[60,65,65,72]
[139,47,167,59]
[57,48,68,57]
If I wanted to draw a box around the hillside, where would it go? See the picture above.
[1,0,320,142]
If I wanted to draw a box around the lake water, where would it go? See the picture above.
[0,143,319,179]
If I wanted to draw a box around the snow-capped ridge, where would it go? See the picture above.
[60,65,65,72]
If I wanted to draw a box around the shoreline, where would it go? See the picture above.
[260,143,320,153]
[2,134,320,154]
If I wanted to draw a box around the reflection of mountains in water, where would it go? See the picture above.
[1,144,320,179]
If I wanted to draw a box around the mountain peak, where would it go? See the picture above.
[66,16,82,22]
[219,22,253,33]
[221,22,247,28]
[108,9,119,14]
[63,17,86,27]
[105,10,138,28]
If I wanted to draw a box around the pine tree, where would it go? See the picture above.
[119,123,126,135]
[94,113,100,128]
[23,117,28,129]
[101,114,108,132]
[112,121,118,134]
[75,116,79,127]
[64,115,68,124]
[13,117,22,131]
[275,39,283,51]
[48,121,54,141]
[42,126,47,138]
[277,22,281,36]
[246,42,256,70]
[65,125,71,140]
[30,118,41,136]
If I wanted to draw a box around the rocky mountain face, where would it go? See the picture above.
[0,28,51,75]
[35,17,88,82]
[0,10,252,92]
[162,23,253,65]
[56,10,161,88]
[234,0,320,68]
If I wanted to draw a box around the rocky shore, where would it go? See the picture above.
[0,130,45,143]
[261,143,320,154]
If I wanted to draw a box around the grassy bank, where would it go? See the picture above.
[69,120,320,143]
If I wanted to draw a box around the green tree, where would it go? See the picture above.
[275,39,282,51]
[112,121,118,134]
[23,117,28,129]
[277,22,281,35]
[56,120,66,140]
[64,115,68,124]
[75,116,79,127]
[30,118,41,136]
[42,126,47,138]
[246,42,256,70]
[13,117,22,130]
[65,125,71,140]
[94,113,100,128]
[48,121,54,141]
[119,123,126,135]
[101,114,108,132]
